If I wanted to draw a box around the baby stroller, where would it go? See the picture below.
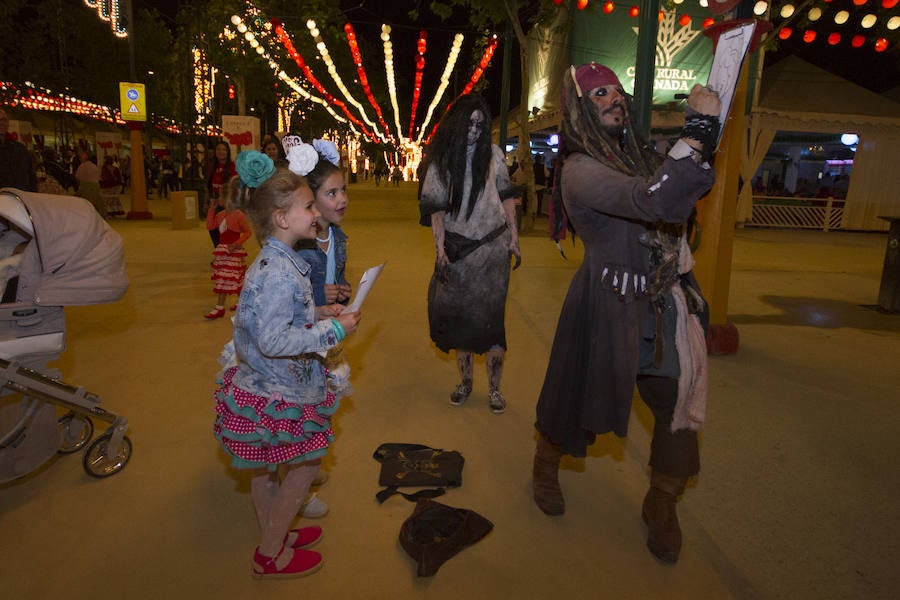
[0,188,131,482]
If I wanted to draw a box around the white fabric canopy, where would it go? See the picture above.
[746,56,900,230]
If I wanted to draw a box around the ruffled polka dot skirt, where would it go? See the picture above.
[213,366,338,470]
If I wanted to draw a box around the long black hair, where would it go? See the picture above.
[420,95,492,220]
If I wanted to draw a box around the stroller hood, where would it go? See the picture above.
[1,189,129,306]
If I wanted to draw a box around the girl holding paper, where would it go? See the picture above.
[291,138,352,307]
[289,138,355,519]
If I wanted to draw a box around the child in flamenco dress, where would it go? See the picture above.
[204,175,252,319]
[213,155,362,578]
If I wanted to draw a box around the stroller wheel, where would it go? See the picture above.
[83,433,132,478]
[58,413,94,454]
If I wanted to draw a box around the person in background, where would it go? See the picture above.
[204,173,252,320]
[206,141,237,247]
[0,109,36,192]
[100,155,124,217]
[262,137,287,168]
[75,152,105,218]
[532,63,720,565]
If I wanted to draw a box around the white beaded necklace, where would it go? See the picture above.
[316,225,332,245]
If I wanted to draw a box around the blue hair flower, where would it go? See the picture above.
[235,150,275,188]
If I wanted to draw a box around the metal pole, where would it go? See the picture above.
[126,0,136,81]
[498,24,512,150]
[633,0,660,138]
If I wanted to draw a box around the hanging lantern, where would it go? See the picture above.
[852,0,867,4]
[861,14,877,27]
[577,0,589,9]
[603,1,615,13]
[834,10,849,24]
[780,3,795,18]
[753,1,768,15]
[883,0,898,7]
[888,16,900,29]
[778,27,793,39]
[808,7,822,20]
[629,6,641,17]
[851,34,866,47]
[658,10,665,22]
[679,14,692,26]
[874,37,889,51]
[803,30,817,43]
[702,17,715,28]
[827,32,841,45]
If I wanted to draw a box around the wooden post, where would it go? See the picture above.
[127,122,152,220]
[691,57,748,354]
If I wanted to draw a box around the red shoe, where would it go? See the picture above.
[204,306,225,319]
[251,547,323,579]
[284,526,323,549]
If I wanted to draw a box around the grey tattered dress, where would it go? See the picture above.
[419,145,515,354]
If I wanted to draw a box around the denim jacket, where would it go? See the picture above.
[295,226,348,306]
[231,238,340,404]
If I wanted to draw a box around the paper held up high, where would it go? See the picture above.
[346,262,385,313]
[705,20,756,148]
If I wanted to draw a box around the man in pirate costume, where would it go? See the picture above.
[532,63,721,564]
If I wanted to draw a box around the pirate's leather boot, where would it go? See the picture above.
[642,470,688,563]
[532,433,565,515]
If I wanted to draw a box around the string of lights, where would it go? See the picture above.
[344,23,396,144]
[83,0,127,38]
[381,25,406,142]
[408,31,428,140]
[416,33,465,144]
[306,19,387,142]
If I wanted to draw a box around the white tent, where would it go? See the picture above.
[740,56,900,230]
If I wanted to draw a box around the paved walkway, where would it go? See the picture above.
[1,180,898,599]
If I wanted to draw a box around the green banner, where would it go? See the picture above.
[571,7,714,104]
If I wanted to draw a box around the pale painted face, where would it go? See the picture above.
[274,186,319,246]
[588,85,626,136]
[467,109,485,146]
[314,171,348,230]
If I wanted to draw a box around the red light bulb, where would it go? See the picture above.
[803,30,817,43]
[629,6,640,17]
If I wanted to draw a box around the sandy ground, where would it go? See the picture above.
[1,180,898,599]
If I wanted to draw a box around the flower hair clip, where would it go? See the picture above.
[312,139,340,166]
[235,150,275,188]
[286,143,320,176]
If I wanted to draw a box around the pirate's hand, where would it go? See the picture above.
[686,83,721,117]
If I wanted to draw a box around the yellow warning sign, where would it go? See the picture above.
[119,82,146,122]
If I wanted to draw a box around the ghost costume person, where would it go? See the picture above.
[418,95,520,414]
[532,63,721,564]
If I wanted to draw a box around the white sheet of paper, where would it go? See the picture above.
[706,21,756,148]
[345,262,385,313]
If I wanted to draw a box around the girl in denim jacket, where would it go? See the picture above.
[213,163,361,579]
